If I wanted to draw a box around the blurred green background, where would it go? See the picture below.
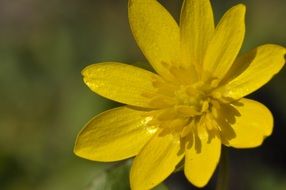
[0,0,285,190]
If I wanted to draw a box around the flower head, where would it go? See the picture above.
[75,0,285,189]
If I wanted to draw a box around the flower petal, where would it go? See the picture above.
[128,0,180,80]
[82,62,160,108]
[221,98,273,148]
[130,130,184,190]
[218,44,286,100]
[180,0,214,70]
[184,134,221,187]
[203,4,245,80]
[74,106,158,161]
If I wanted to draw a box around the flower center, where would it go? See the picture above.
[174,84,210,117]
[143,77,223,130]
[141,76,231,149]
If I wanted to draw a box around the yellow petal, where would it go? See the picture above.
[203,4,245,80]
[128,0,180,80]
[218,44,286,100]
[184,134,221,188]
[130,130,184,190]
[82,62,160,108]
[180,0,214,71]
[221,98,273,148]
[74,106,157,161]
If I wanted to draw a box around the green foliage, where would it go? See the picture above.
[86,161,169,190]
[86,162,130,190]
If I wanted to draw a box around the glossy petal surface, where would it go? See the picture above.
[203,4,245,80]
[130,130,184,190]
[82,62,160,108]
[185,135,221,187]
[221,99,273,148]
[74,107,157,161]
[218,45,286,99]
[128,0,180,80]
[180,0,214,70]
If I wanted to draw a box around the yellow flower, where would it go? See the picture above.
[74,0,285,189]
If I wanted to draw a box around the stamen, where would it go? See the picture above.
[181,120,195,138]
[197,117,209,141]
[176,105,201,117]
[156,108,177,121]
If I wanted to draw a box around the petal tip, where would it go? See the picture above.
[81,67,88,77]
[231,3,246,16]
[73,134,87,159]
[238,3,246,9]
[73,145,81,157]
[81,64,95,77]
[184,169,209,188]
[73,144,87,160]
[237,3,246,11]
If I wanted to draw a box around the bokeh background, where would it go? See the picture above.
[0,0,285,189]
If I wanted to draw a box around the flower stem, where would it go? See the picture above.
[215,147,229,190]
